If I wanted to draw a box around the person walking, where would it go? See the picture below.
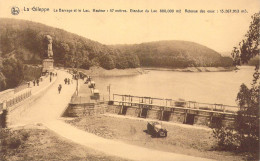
[33,80,36,86]
[36,79,39,86]
[58,84,62,94]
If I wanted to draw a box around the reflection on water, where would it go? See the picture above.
[88,66,254,106]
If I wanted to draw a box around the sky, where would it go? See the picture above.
[0,0,259,53]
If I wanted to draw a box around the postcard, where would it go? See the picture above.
[0,0,259,160]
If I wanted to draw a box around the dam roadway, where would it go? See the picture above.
[11,69,214,161]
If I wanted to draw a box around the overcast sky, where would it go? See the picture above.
[0,0,259,53]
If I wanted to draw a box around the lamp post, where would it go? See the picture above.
[108,84,111,101]
[76,59,79,96]
[73,57,79,96]
[76,69,79,96]
[107,84,112,101]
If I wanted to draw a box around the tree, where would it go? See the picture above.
[213,12,259,157]
[232,12,259,153]
[0,72,7,91]
[99,54,115,69]
[1,58,24,89]
[231,12,259,65]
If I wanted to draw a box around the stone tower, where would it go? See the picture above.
[42,35,54,73]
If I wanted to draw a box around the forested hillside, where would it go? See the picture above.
[111,41,233,68]
[0,18,139,70]
[0,18,139,90]
[0,18,234,90]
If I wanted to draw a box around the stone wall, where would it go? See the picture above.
[126,106,141,117]
[105,105,236,128]
[147,110,161,120]
[106,105,122,114]
[222,114,236,127]
[64,103,106,117]
[194,110,212,126]
[169,108,186,123]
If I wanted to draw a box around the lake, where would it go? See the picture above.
[88,66,255,106]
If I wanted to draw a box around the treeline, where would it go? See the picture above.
[0,18,140,90]
[0,57,42,91]
[248,56,259,66]
[0,18,140,70]
[111,41,234,68]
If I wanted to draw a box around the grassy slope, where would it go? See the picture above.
[66,115,253,161]
[0,126,129,161]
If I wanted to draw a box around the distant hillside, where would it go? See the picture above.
[111,41,233,68]
[220,51,232,57]
[220,51,259,66]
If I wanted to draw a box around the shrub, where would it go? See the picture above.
[212,127,240,151]
[8,137,22,149]
[212,12,259,159]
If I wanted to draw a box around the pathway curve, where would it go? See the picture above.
[46,120,213,161]
[13,70,214,161]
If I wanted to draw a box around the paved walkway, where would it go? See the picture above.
[13,70,76,125]
[12,70,214,161]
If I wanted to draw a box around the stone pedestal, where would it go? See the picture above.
[42,59,54,73]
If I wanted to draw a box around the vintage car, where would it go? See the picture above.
[147,121,167,137]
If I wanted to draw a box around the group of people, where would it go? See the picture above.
[27,71,58,88]
[33,79,40,86]
[58,77,73,94]
[49,72,58,77]
[64,78,73,85]
[58,71,89,94]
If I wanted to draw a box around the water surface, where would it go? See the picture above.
[89,66,254,106]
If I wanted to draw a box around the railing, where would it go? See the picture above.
[70,95,107,104]
[14,83,28,93]
[6,90,32,108]
[112,94,238,113]
[0,72,52,113]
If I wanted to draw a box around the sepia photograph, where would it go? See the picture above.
[0,0,259,160]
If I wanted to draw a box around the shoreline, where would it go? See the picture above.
[78,66,148,77]
[143,66,238,72]
[77,66,237,77]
